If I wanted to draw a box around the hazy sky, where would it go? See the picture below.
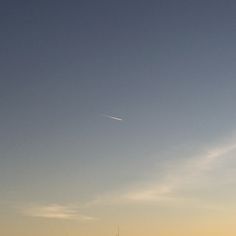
[1,1,236,235]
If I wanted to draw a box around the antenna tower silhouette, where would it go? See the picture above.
[116,225,120,236]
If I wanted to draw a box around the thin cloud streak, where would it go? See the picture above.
[18,139,236,221]
[124,141,236,203]
[127,140,236,202]
[22,204,96,221]
[85,138,236,206]
[102,114,123,121]
[20,139,236,218]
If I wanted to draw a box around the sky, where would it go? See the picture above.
[1,0,236,235]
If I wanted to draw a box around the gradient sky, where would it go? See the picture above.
[1,1,236,235]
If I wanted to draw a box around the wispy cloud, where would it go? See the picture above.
[22,204,96,221]
[102,114,123,121]
[85,139,236,206]
[20,139,236,218]
[122,141,236,203]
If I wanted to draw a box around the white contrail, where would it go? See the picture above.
[102,114,123,121]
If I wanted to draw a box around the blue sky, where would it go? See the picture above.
[1,1,236,235]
